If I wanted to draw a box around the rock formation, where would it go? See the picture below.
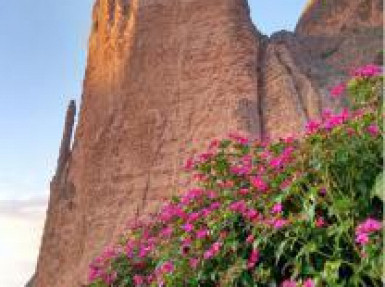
[34,0,383,286]
[25,274,35,287]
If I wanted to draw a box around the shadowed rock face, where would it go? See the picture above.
[34,0,382,286]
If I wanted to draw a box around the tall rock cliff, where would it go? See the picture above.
[35,0,382,286]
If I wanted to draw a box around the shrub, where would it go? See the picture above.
[88,65,383,287]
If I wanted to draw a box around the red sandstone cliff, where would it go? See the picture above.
[34,0,383,286]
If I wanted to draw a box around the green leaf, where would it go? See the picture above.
[371,172,384,201]
[323,260,342,283]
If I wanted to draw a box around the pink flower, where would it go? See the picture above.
[281,279,297,287]
[367,124,380,137]
[193,173,208,182]
[138,245,152,258]
[273,219,289,229]
[315,217,325,228]
[201,208,212,217]
[305,120,321,134]
[208,139,220,150]
[88,266,102,282]
[330,83,346,98]
[101,246,118,261]
[283,136,295,144]
[239,188,250,195]
[209,202,221,210]
[182,223,194,233]
[204,249,214,260]
[207,190,218,199]
[246,234,255,244]
[184,157,195,170]
[355,218,382,246]
[247,248,260,269]
[198,152,214,162]
[354,64,382,78]
[356,218,382,234]
[181,188,204,205]
[355,233,370,245]
[229,200,247,213]
[133,275,145,286]
[270,157,284,169]
[181,237,192,245]
[229,132,249,145]
[231,165,251,176]
[189,258,199,269]
[224,180,235,188]
[251,176,268,192]
[146,274,155,284]
[160,226,173,238]
[204,242,222,260]
[212,242,221,253]
[196,228,209,239]
[303,278,315,287]
[245,208,259,221]
[322,108,333,119]
[188,212,201,222]
[104,271,117,285]
[272,203,283,214]
[162,261,174,273]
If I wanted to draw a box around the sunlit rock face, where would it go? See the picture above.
[34,0,382,286]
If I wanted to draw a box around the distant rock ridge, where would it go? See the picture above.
[34,0,383,286]
[297,0,383,36]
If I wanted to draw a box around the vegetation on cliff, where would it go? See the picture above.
[88,65,383,287]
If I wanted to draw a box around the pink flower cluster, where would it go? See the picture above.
[247,248,260,269]
[271,203,283,214]
[353,64,382,78]
[269,146,295,170]
[281,278,314,287]
[330,82,346,98]
[228,132,249,145]
[88,246,120,284]
[88,88,382,286]
[229,200,260,221]
[305,108,350,134]
[203,241,222,259]
[355,218,382,246]
[367,124,380,137]
[228,200,290,230]
[251,176,268,192]
[230,155,252,175]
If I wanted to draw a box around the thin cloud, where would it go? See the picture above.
[0,196,47,287]
[0,196,48,220]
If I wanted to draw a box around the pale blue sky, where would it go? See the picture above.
[0,1,307,285]
[0,0,94,201]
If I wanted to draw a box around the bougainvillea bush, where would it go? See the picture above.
[88,65,383,287]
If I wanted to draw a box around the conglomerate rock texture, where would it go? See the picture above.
[34,0,383,286]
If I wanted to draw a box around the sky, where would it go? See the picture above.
[0,1,307,286]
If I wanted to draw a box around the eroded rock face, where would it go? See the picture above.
[34,0,382,286]
[297,0,383,36]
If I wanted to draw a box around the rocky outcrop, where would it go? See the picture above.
[25,274,35,287]
[297,0,383,36]
[55,100,76,179]
[35,0,383,286]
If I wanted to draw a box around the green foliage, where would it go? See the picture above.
[371,172,384,202]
